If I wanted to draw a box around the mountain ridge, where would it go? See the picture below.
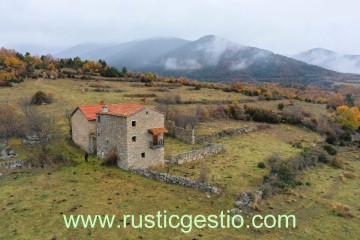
[54,36,353,84]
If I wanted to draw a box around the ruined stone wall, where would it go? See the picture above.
[130,167,218,193]
[165,120,195,144]
[166,120,261,145]
[169,143,225,164]
[195,126,259,143]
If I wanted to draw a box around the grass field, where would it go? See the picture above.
[0,78,359,239]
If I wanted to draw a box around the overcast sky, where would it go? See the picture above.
[0,0,359,55]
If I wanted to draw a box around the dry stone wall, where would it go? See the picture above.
[130,167,218,193]
[166,120,262,145]
[169,143,225,164]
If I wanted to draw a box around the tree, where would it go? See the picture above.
[31,91,53,105]
[48,63,56,70]
[122,67,128,75]
[101,67,119,77]
[277,103,285,110]
[0,103,24,138]
[145,72,155,81]
[21,100,59,152]
[336,105,359,131]
[344,94,355,107]
[328,93,345,108]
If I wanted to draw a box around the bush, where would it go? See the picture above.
[325,132,337,145]
[318,152,331,163]
[277,103,285,110]
[31,91,53,105]
[101,149,118,166]
[292,141,303,148]
[323,144,337,155]
[244,105,280,124]
[339,131,352,142]
[198,164,209,183]
[257,162,266,168]
[330,203,354,218]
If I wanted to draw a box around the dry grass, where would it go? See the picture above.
[330,203,354,218]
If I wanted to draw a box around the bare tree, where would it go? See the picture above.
[21,99,59,152]
[0,103,24,139]
[174,110,199,129]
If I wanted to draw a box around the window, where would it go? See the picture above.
[132,121,136,127]
[132,136,136,142]
[97,116,101,123]
[146,111,149,115]
[141,152,145,158]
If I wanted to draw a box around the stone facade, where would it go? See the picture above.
[169,143,225,164]
[96,108,165,169]
[71,109,96,152]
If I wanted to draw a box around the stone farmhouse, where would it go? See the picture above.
[71,103,167,169]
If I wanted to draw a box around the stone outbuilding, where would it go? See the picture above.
[71,103,167,169]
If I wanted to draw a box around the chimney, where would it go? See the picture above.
[102,105,108,113]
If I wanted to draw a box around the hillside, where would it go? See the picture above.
[56,38,190,69]
[57,35,345,85]
[294,48,360,74]
[148,35,341,84]
[1,78,359,239]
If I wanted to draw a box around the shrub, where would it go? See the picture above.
[318,152,331,163]
[257,162,266,168]
[325,132,337,145]
[198,164,209,183]
[292,141,303,148]
[343,171,358,179]
[323,144,337,155]
[330,203,354,218]
[31,91,53,105]
[339,131,352,142]
[277,103,285,110]
[244,105,280,124]
[101,149,118,166]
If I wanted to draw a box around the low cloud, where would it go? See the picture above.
[164,58,202,70]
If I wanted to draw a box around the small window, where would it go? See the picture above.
[97,133,100,136]
[132,121,136,127]
[97,116,101,123]
[141,152,145,158]
[146,111,149,115]
[132,136,136,142]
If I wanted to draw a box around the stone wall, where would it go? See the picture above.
[166,120,262,145]
[165,120,195,144]
[195,126,259,144]
[169,143,225,164]
[130,167,218,193]
[71,109,96,152]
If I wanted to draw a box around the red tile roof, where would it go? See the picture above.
[149,128,168,135]
[78,103,143,121]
